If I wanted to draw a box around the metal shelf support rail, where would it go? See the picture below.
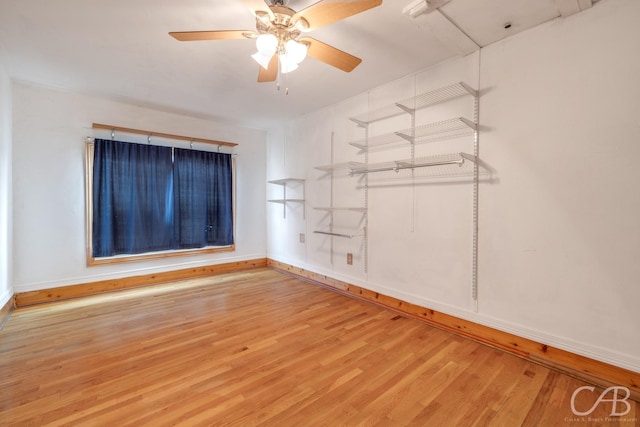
[472,83,480,305]
[363,118,370,274]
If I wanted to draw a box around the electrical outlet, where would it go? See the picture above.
[299,233,305,243]
[347,253,353,265]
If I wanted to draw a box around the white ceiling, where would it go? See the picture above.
[0,0,582,129]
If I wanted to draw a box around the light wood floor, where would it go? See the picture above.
[1,268,637,426]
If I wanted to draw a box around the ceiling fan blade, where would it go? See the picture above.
[257,55,279,82]
[241,0,274,20]
[299,37,362,72]
[293,0,382,31]
[169,30,256,41]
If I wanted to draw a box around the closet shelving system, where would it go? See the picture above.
[313,81,484,291]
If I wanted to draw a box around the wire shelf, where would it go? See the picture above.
[315,162,365,173]
[349,117,476,151]
[397,82,477,112]
[267,177,305,218]
[313,207,367,212]
[349,104,405,126]
[349,152,486,179]
[268,178,305,185]
[348,82,477,125]
[268,199,304,204]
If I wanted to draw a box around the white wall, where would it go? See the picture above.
[0,60,12,307]
[12,83,267,292]
[267,0,640,372]
[478,0,640,370]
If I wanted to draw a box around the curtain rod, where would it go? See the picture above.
[92,123,238,148]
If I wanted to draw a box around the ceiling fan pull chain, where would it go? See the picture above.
[282,58,288,95]
[276,55,281,91]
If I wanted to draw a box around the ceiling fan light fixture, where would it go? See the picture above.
[255,33,278,56]
[252,51,274,69]
[285,39,308,64]
[279,54,299,73]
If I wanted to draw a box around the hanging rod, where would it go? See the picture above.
[313,229,364,239]
[349,157,465,175]
[92,123,238,147]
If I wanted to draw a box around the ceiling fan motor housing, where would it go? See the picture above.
[256,5,309,53]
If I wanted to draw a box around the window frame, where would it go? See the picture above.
[84,140,236,266]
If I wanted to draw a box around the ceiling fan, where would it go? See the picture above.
[169,0,382,83]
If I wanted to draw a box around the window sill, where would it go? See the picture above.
[87,244,235,266]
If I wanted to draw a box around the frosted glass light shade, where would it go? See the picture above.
[285,40,307,64]
[252,51,273,69]
[255,34,277,56]
[279,54,299,73]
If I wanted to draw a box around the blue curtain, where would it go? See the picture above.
[173,148,234,248]
[92,139,174,257]
[92,139,233,258]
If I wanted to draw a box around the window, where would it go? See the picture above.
[85,138,235,265]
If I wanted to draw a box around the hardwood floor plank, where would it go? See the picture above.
[270,259,640,398]
[1,268,637,426]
